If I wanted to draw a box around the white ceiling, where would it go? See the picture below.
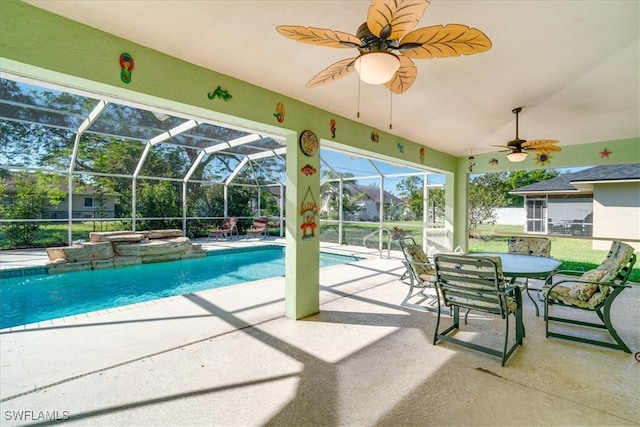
[27,0,640,158]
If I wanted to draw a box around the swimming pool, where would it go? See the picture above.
[0,246,362,329]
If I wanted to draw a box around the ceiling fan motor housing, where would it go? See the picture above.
[356,22,399,53]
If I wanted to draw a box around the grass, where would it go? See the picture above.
[470,224,639,283]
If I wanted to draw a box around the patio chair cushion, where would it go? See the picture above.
[445,289,518,313]
[508,237,551,257]
[404,245,434,282]
[548,241,635,305]
[547,284,605,309]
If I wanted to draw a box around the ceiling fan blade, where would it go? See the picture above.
[492,144,515,150]
[366,0,430,41]
[306,57,357,88]
[525,144,562,153]
[523,139,562,152]
[384,56,417,93]
[522,139,559,148]
[276,26,361,48]
[398,24,492,59]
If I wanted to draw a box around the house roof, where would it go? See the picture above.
[510,163,640,195]
[343,183,403,204]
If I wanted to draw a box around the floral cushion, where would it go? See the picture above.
[567,269,607,301]
[404,245,434,283]
[546,241,635,306]
[508,237,551,257]
[447,292,518,313]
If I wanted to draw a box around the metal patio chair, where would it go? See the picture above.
[398,237,438,312]
[433,254,524,366]
[542,241,636,353]
[507,236,551,316]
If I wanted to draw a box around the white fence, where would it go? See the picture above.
[495,208,524,226]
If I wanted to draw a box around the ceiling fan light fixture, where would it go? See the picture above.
[354,52,400,85]
[506,151,528,162]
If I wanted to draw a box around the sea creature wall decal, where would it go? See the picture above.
[208,86,232,101]
[274,103,285,123]
[300,164,317,176]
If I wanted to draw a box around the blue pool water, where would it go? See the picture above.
[0,246,361,329]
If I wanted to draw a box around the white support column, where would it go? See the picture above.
[423,173,429,253]
[338,178,344,245]
[279,183,284,237]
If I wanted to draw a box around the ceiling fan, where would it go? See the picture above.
[276,0,492,94]
[495,107,561,162]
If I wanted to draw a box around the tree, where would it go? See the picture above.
[135,181,182,230]
[319,171,355,220]
[1,173,65,246]
[396,175,424,218]
[468,173,508,231]
[505,169,558,206]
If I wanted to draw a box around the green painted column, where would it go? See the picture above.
[451,158,470,253]
[285,131,320,319]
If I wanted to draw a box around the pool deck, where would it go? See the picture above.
[0,237,639,426]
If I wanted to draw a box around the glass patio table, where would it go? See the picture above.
[467,252,562,315]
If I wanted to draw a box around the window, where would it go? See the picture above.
[84,197,94,208]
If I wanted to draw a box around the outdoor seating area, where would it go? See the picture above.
[399,238,638,364]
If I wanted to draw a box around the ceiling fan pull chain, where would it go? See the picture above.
[357,77,361,119]
[389,90,393,130]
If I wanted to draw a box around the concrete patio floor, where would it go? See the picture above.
[0,239,639,426]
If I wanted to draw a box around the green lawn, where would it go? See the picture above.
[470,224,639,283]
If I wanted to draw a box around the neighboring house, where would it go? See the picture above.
[2,174,119,219]
[510,163,640,250]
[48,185,119,219]
[321,183,403,222]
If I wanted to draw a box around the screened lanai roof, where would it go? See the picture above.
[0,78,432,185]
[0,76,429,186]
